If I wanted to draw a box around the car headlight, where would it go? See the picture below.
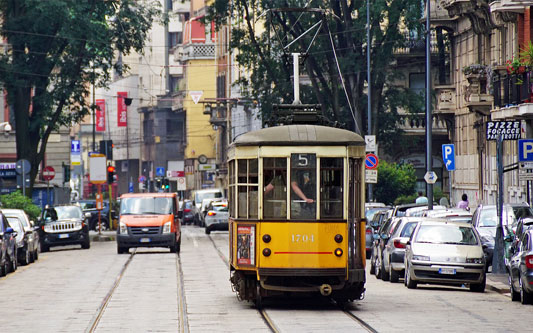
[119,222,128,234]
[162,222,171,234]
[466,257,484,264]
[412,255,430,261]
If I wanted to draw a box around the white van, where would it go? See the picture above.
[191,189,225,226]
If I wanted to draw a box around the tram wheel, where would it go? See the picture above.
[254,284,263,309]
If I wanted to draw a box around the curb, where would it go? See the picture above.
[90,234,116,242]
[486,283,508,295]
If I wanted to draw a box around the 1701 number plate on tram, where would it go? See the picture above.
[291,234,315,242]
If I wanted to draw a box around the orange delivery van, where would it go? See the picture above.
[116,193,181,254]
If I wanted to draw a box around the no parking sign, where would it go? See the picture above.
[365,153,379,170]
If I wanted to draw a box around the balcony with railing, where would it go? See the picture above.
[397,112,448,136]
[491,69,533,119]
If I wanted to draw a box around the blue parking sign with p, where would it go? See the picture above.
[442,144,455,171]
[518,139,533,162]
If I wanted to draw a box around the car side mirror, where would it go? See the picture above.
[85,212,92,218]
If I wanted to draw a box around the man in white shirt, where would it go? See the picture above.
[415,191,428,204]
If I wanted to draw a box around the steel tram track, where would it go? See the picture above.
[207,234,378,333]
[207,234,280,333]
[85,248,189,333]
[85,248,137,333]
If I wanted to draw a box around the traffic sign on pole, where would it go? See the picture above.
[365,153,379,170]
[424,171,438,184]
[442,144,455,171]
[42,166,55,181]
[518,139,533,162]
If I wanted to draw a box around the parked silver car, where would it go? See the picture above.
[380,217,421,283]
[2,208,40,263]
[404,220,486,292]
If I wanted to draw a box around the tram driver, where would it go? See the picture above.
[264,168,315,219]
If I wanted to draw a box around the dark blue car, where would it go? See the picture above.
[0,211,18,276]
[508,229,533,304]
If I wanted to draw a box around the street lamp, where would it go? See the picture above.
[0,122,12,134]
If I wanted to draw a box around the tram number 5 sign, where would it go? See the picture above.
[365,153,379,170]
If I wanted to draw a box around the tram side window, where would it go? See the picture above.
[229,160,235,218]
[263,158,287,219]
[320,158,343,219]
[237,159,258,219]
[290,154,316,220]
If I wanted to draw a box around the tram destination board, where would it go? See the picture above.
[486,120,521,140]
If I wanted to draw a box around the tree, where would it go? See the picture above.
[0,191,41,221]
[373,160,416,205]
[206,0,424,140]
[0,0,161,194]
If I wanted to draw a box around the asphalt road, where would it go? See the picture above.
[0,227,530,332]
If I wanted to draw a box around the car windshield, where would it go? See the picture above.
[120,197,173,215]
[415,225,478,245]
[478,206,532,227]
[366,208,387,220]
[55,206,82,219]
[5,211,29,228]
[400,222,418,237]
[196,192,223,203]
[6,217,23,233]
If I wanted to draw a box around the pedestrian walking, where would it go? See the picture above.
[415,191,428,204]
[457,193,469,210]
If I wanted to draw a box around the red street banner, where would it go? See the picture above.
[95,99,105,132]
[117,91,128,127]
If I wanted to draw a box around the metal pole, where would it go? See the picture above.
[22,163,26,197]
[493,134,505,273]
[92,67,96,152]
[367,0,373,202]
[292,53,301,104]
[426,0,433,210]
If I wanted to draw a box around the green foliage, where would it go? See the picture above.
[374,160,416,205]
[206,0,425,136]
[394,185,446,205]
[0,191,41,222]
[0,0,161,193]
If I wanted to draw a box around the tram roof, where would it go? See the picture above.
[232,125,364,146]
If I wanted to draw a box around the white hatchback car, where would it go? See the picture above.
[204,200,229,235]
[404,220,486,292]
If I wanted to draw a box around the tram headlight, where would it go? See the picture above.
[334,234,343,243]
[262,234,271,243]
[263,248,271,257]
[162,222,172,234]
[334,248,343,257]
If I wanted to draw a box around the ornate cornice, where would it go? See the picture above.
[440,0,502,34]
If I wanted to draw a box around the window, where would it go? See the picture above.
[237,159,258,219]
[229,160,235,217]
[320,158,343,219]
[169,32,182,48]
[263,158,287,219]
[290,154,316,220]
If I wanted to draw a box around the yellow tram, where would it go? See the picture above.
[228,124,367,305]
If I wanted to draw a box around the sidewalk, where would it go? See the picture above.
[486,273,509,294]
[89,230,116,242]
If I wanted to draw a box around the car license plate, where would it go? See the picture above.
[140,238,151,243]
[59,234,69,239]
[438,267,456,275]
